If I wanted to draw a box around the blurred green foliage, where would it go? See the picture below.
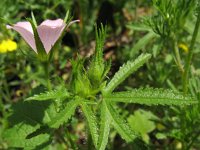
[1,0,200,149]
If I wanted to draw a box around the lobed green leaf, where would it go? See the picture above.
[26,86,69,101]
[3,123,50,149]
[130,32,156,57]
[103,53,151,95]
[47,99,80,128]
[104,88,197,106]
[80,102,99,148]
[106,101,138,142]
[97,100,111,150]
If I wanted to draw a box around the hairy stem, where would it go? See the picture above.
[43,62,52,90]
[66,129,77,150]
[186,131,200,150]
[183,10,200,94]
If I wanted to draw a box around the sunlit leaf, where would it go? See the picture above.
[106,101,138,142]
[97,100,111,150]
[3,123,50,149]
[26,86,69,101]
[103,53,151,94]
[47,99,80,128]
[105,88,197,106]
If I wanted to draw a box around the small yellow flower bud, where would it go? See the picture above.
[0,39,17,53]
[7,39,18,51]
[178,43,189,53]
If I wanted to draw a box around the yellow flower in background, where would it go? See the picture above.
[178,43,189,53]
[0,39,17,53]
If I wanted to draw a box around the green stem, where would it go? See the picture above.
[180,111,187,150]
[3,80,11,102]
[43,62,52,90]
[3,54,12,102]
[87,132,92,150]
[66,129,77,150]
[0,97,4,124]
[186,131,200,150]
[183,10,200,94]
[173,37,184,73]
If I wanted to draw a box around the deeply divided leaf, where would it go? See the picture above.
[47,99,80,128]
[103,53,151,94]
[3,123,50,149]
[26,86,69,101]
[106,101,138,142]
[81,102,99,148]
[130,32,156,57]
[104,88,197,106]
[2,100,55,149]
[97,100,111,150]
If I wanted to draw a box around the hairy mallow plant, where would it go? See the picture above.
[2,16,197,150]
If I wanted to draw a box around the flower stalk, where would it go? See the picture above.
[172,35,184,73]
[43,61,52,90]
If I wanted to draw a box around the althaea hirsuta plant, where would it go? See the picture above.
[2,17,197,150]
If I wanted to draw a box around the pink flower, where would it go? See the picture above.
[7,19,79,54]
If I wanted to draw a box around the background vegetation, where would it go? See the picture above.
[1,0,200,149]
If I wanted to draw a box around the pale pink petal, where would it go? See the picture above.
[7,22,37,52]
[37,19,66,54]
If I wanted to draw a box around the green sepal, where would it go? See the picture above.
[70,57,92,98]
[27,18,48,62]
[31,11,38,27]
[88,24,108,86]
